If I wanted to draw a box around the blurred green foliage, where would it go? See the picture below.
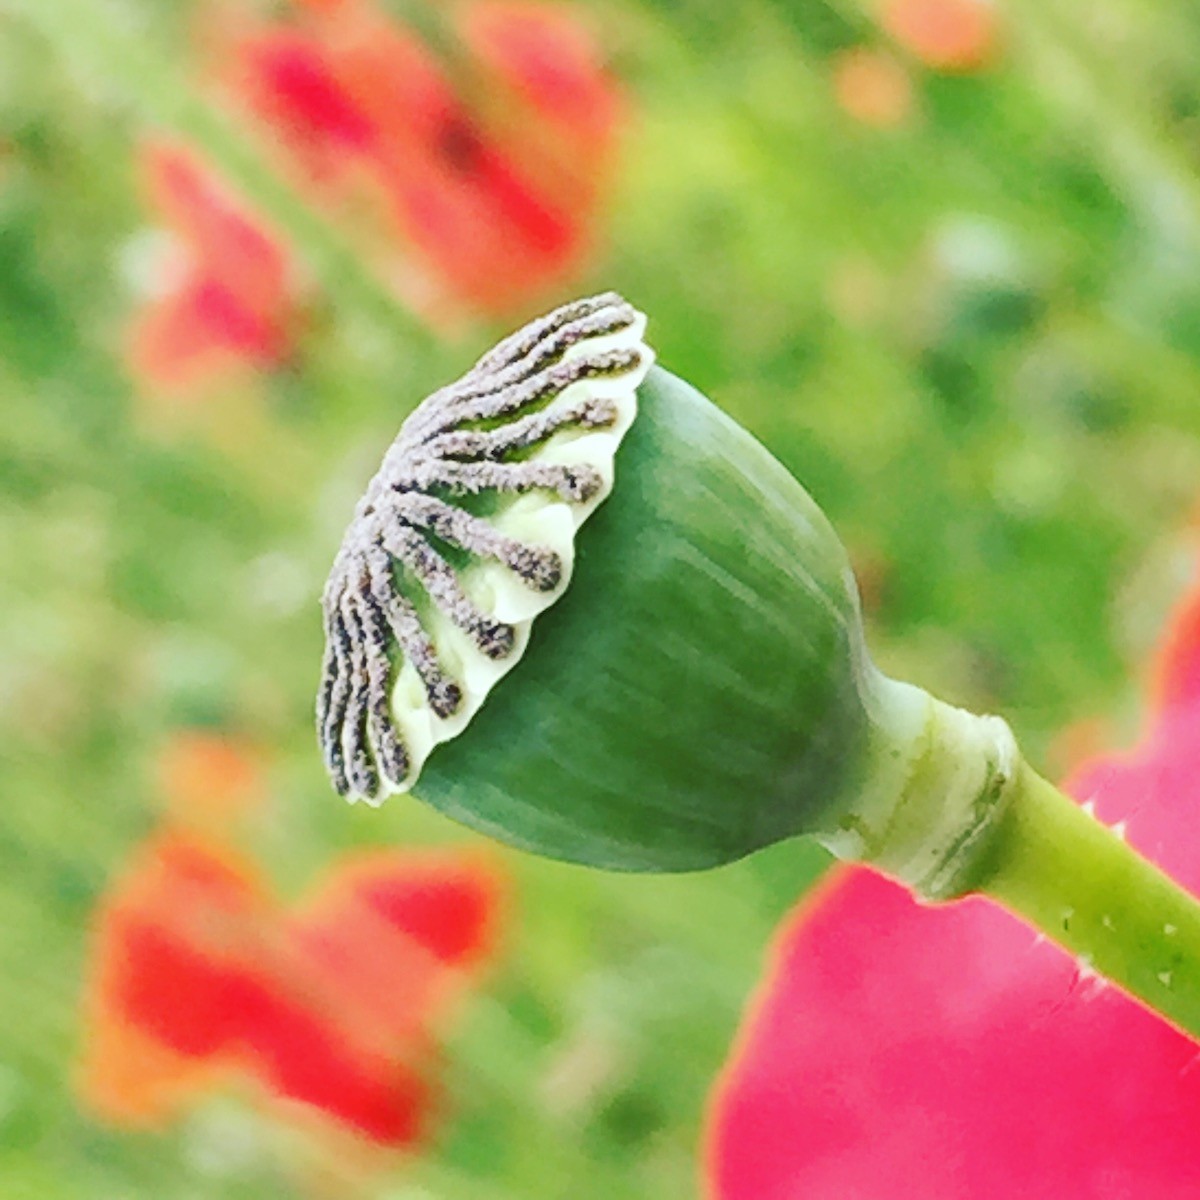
[3,0,1200,1196]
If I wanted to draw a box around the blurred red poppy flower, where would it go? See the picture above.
[79,833,504,1147]
[880,0,998,73]
[230,0,622,315]
[126,1,622,392]
[707,564,1200,1199]
[128,142,294,392]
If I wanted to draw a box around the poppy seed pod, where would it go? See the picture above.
[318,293,1018,892]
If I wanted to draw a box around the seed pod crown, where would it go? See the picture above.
[319,293,1018,880]
[318,293,653,802]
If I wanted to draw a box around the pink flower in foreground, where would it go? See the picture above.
[707,565,1200,1199]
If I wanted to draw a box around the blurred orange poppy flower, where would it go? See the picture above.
[832,46,914,128]
[880,0,998,73]
[79,833,505,1147]
[156,729,267,825]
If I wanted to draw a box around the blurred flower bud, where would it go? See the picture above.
[319,294,1018,889]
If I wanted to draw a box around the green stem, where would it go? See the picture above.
[4,0,432,359]
[971,762,1200,1041]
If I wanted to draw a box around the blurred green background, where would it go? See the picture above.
[4,0,1200,1195]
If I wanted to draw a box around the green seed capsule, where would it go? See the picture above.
[319,294,1019,892]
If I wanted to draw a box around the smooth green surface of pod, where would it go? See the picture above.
[415,366,882,870]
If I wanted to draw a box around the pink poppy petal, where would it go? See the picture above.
[708,569,1200,1200]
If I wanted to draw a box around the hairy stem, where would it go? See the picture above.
[970,763,1200,1041]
